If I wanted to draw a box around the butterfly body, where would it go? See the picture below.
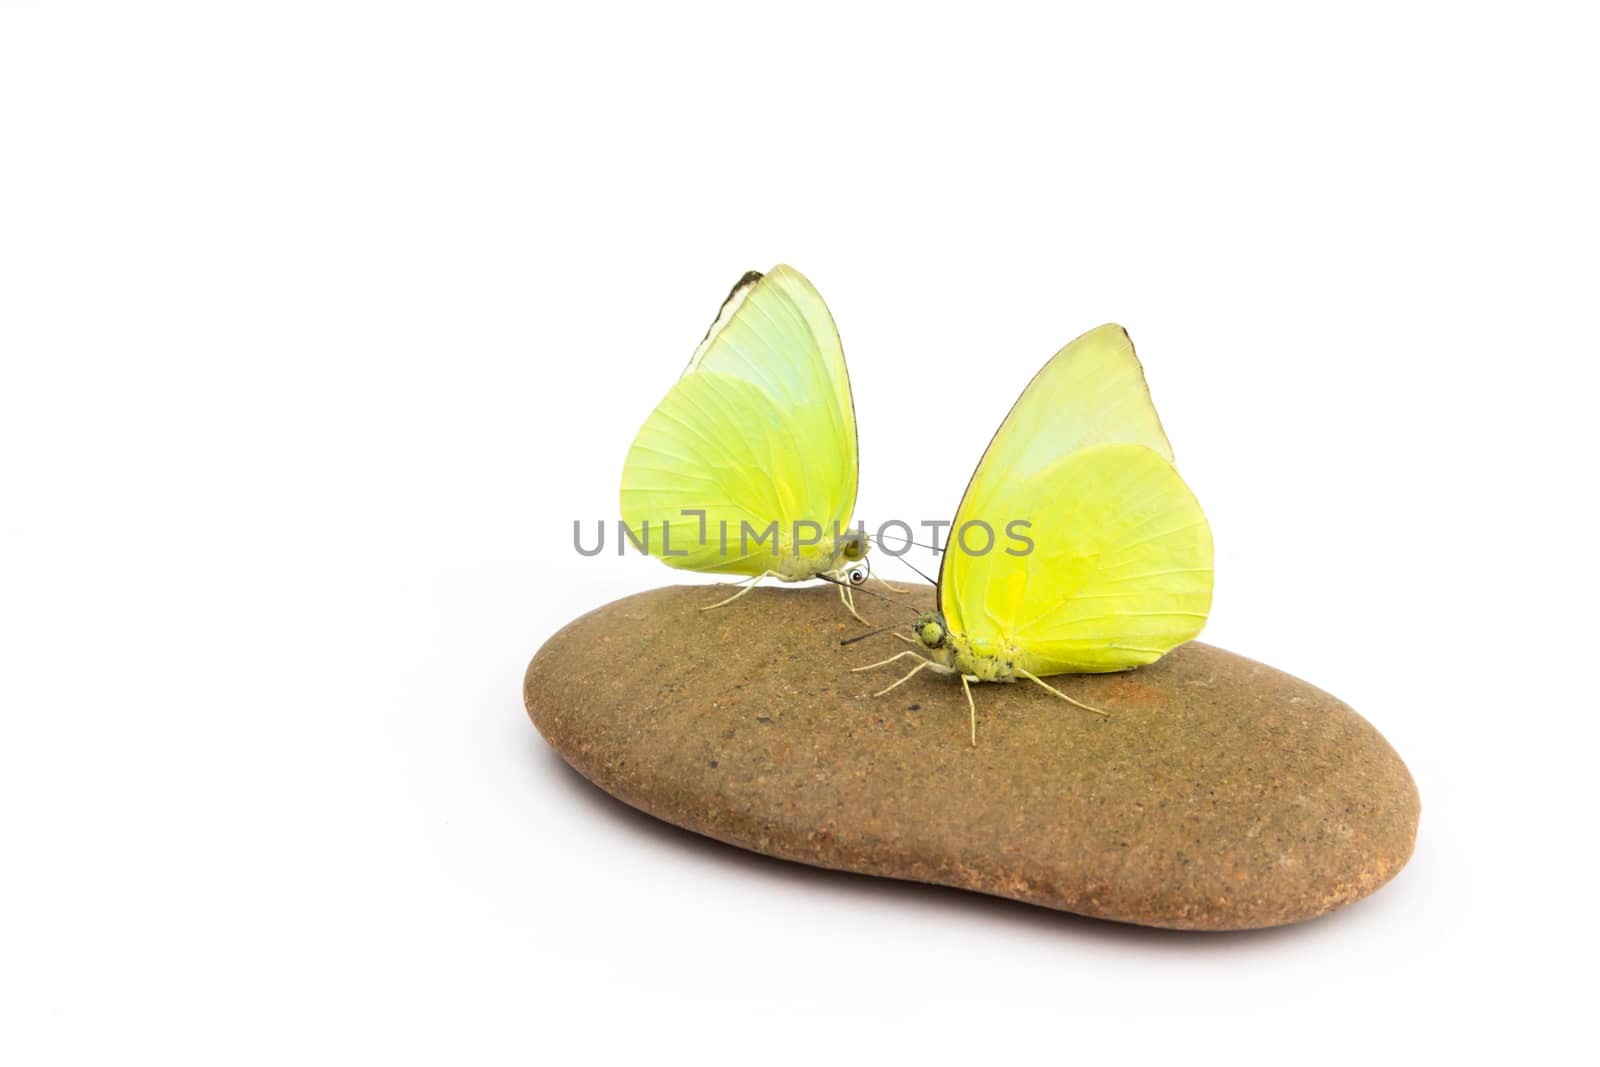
[775,552,842,583]
[939,639,1014,684]
[914,611,1095,684]
[768,530,866,583]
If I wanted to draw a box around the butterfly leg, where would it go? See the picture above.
[877,578,909,594]
[961,674,979,746]
[838,582,872,626]
[871,659,937,697]
[699,571,781,612]
[851,649,927,674]
[1017,668,1110,719]
[891,632,920,646]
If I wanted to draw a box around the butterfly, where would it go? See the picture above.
[620,265,877,621]
[855,324,1214,743]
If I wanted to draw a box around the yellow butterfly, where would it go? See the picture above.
[856,324,1214,742]
[620,265,875,621]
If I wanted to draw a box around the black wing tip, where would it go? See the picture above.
[712,269,765,325]
[728,269,765,299]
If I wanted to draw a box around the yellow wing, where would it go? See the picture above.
[619,265,857,575]
[963,323,1173,487]
[939,325,1212,671]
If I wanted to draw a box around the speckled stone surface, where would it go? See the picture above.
[525,583,1419,930]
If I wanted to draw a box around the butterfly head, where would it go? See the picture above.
[830,530,870,583]
[913,612,948,650]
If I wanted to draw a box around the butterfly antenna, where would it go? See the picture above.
[865,532,946,554]
[815,574,921,615]
[840,625,906,646]
[861,534,940,588]
[894,556,938,587]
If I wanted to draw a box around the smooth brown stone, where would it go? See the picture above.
[525,583,1419,930]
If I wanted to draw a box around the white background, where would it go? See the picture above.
[3,2,1595,1062]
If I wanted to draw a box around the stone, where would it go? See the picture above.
[524,582,1419,930]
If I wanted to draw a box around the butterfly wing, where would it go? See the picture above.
[620,265,858,575]
[939,325,1212,671]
